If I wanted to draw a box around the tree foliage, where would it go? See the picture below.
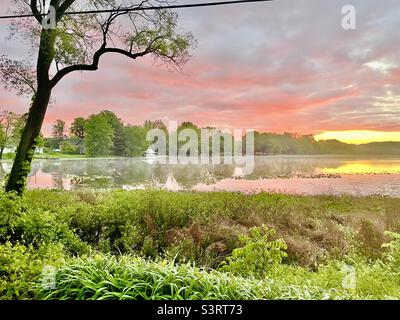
[52,119,66,141]
[84,114,114,156]
[70,117,86,140]
[123,125,149,157]
[0,111,27,158]
[2,0,195,97]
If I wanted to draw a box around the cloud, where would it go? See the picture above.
[0,0,400,135]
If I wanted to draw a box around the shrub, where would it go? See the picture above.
[60,141,79,155]
[0,192,26,240]
[0,191,89,255]
[220,225,287,278]
[382,231,400,270]
[0,242,66,300]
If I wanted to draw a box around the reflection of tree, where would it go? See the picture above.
[52,172,65,190]
[29,161,42,177]
[8,156,371,190]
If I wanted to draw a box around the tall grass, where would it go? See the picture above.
[1,190,400,300]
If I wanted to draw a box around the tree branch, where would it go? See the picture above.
[30,0,43,23]
[50,46,151,88]
[56,0,76,22]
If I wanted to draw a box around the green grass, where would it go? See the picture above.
[34,153,87,159]
[1,153,129,160]
[35,253,400,300]
[1,190,400,300]
[33,153,126,159]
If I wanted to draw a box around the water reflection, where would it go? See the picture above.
[319,160,400,174]
[0,156,400,196]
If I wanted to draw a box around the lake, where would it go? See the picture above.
[1,155,400,197]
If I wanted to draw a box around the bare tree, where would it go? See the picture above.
[0,0,195,193]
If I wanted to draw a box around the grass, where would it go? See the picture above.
[35,253,400,300]
[1,190,400,300]
[34,153,88,159]
[25,189,400,266]
[1,153,128,160]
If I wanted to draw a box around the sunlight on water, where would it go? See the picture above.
[319,161,400,174]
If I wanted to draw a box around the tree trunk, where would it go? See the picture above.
[5,88,52,194]
[5,28,56,194]
[0,147,4,160]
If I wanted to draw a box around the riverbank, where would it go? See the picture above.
[1,190,399,299]
[0,153,127,160]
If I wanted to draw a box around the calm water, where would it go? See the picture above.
[1,156,400,197]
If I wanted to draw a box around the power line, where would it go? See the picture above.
[0,0,275,20]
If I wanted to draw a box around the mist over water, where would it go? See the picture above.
[1,155,400,197]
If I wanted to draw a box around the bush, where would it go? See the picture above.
[60,141,79,155]
[0,192,25,240]
[0,191,89,255]
[220,225,287,278]
[14,207,90,255]
[382,231,400,270]
[0,242,66,300]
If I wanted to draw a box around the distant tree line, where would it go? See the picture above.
[252,132,400,155]
[45,110,150,157]
[3,109,400,157]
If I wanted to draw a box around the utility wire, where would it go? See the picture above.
[0,0,274,20]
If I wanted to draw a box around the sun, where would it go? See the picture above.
[314,130,400,145]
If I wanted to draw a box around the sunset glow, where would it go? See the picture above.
[319,161,400,174]
[1,0,400,136]
[314,131,400,145]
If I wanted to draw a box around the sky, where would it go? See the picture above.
[0,0,400,143]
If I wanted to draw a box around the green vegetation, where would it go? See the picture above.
[84,114,115,156]
[1,190,400,300]
[48,114,400,157]
[4,110,400,160]
[0,111,27,159]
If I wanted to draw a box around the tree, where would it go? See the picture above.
[60,140,78,154]
[177,121,200,154]
[98,110,124,156]
[0,125,5,157]
[0,111,27,159]
[52,119,66,142]
[84,114,114,156]
[1,0,194,194]
[144,120,168,132]
[70,117,86,140]
[122,125,148,157]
